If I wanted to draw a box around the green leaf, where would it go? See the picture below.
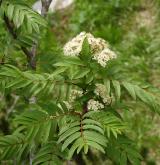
[106,136,141,165]
[84,144,89,154]
[4,3,46,33]
[0,134,27,160]
[122,82,136,100]
[82,118,102,127]
[33,142,63,165]
[68,138,83,159]
[51,67,67,77]
[58,114,107,156]
[54,57,85,67]
[32,22,40,33]
[27,20,32,33]
[83,124,104,135]
[7,4,14,20]
[77,144,84,154]
[80,37,91,62]
[84,131,107,147]
[134,85,160,113]
[85,72,94,84]
[120,152,127,165]
[61,132,81,151]
[59,121,80,135]
[13,7,20,28]
[58,127,80,143]
[89,111,125,138]
[73,68,90,79]
[87,140,105,153]
[112,80,121,100]
[104,79,110,95]
[42,121,52,143]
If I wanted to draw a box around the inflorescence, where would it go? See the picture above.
[63,32,117,67]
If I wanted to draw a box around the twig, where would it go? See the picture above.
[41,0,52,16]
[83,103,88,114]
[29,0,53,69]
[3,0,53,70]
[3,14,36,70]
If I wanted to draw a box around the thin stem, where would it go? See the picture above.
[3,14,36,70]
[83,103,88,114]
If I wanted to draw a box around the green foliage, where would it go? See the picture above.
[0,64,66,97]
[69,0,140,43]
[0,0,160,164]
[2,1,46,33]
[0,53,159,164]
[88,111,126,138]
[122,82,160,113]
[33,142,66,165]
[106,135,142,165]
[58,111,108,158]
[0,133,27,161]
[0,59,159,163]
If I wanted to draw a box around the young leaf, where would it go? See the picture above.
[80,37,91,62]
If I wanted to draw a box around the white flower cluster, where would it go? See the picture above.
[69,89,83,103]
[93,48,117,67]
[87,99,104,111]
[94,84,112,105]
[62,89,83,110]
[63,32,117,67]
[63,32,107,57]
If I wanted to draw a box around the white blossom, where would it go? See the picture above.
[69,89,83,102]
[102,97,112,105]
[63,32,88,56]
[60,89,83,110]
[63,31,117,67]
[88,37,108,53]
[63,32,108,56]
[93,48,117,67]
[94,84,106,97]
[87,99,104,111]
[94,84,112,105]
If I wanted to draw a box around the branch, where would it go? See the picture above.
[26,0,53,68]
[41,0,52,16]
[0,0,2,6]
[3,15,36,70]
[3,1,52,70]
[83,103,88,114]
